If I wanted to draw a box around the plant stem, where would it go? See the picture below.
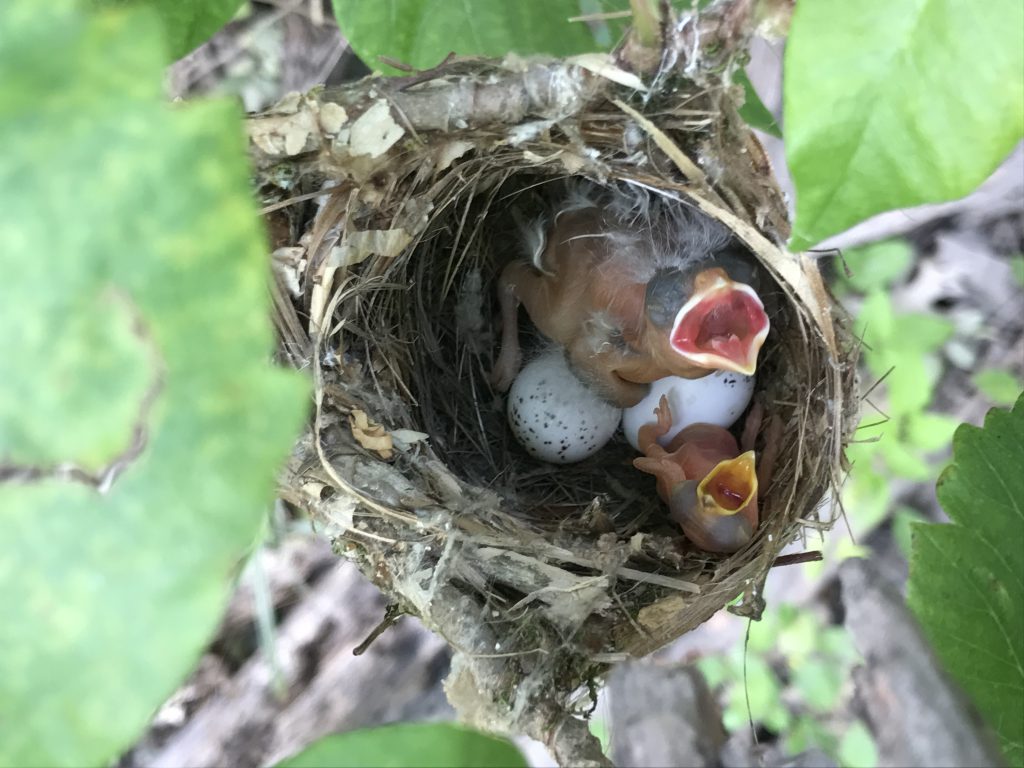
[630,0,662,48]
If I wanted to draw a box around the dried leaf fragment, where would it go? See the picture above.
[248,108,318,157]
[327,228,413,268]
[349,409,394,459]
[349,100,405,158]
[318,102,349,135]
[391,429,430,451]
[568,53,648,92]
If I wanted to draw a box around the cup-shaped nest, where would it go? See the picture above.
[253,26,859,761]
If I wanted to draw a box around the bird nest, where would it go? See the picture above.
[252,10,858,764]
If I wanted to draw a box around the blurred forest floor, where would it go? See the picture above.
[119,3,1024,766]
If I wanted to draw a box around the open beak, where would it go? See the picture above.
[697,451,758,516]
[670,269,770,375]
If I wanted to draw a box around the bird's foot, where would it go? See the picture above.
[635,394,674,453]
[489,347,522,392]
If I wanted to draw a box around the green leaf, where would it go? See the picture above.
[589,717,611,756]
[736,69,782,138]
[868,354,941,417]
[784,0,1024,250]
[892,506,926,560]
[0,3,308,766]
[908,395,1024,765]
[722,654,789,733]
[840,240,913,292]
[879,436,933,481]
[838,721,878,768]
[784,717,837,759]
[89,0,243,59]
[1010,255,1024,287]
[973,369,1023,407]
[697,656,732,689]
[275,723,528,768]
[820,627,859,666]
[777,610,819,661]
[792,658,844,713]
[906,411,960,452]
[834,536,871,563]
[887,313,954,354]
[332,0,616,73]
[844,418,892,529]
[844,469,892,532]
[855,290,895,345]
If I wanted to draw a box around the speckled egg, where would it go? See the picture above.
[507,350,622,464]
[622,371,755,450]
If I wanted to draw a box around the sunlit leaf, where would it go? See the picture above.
[855,290,895,345]
[722,654,789,733]
[785,717,837,759]
[872,355,941,417]
[892,506,926,560]
[332,0,618,73]
[0,3,307,765]
[845,469,892,532]
[838,721,878,768]
[887,313,954,354]
[906,411,960,452]
[840,240,913,293]
[879,435,933,482]
[784,0,1024,249]
[972,369,1022,407]
[275,723,527,768]
[792,658,843,713]
[89,0,244,59]
[1010,255,1024,287]
[736,69,781,138]
[777,610,818,661]
[908,395,1024,765]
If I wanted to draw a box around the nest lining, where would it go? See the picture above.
[257,47,859,758]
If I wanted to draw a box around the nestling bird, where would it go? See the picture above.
[633,395,778,553]
[490,186,771,408]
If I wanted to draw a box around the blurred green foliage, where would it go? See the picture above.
[972,369,1023,406]
[838,240,961,535]
[1010,255,1024,286]
[699,605,877,767]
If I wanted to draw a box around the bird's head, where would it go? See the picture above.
[670,266,769,375]
[666,450,759,553]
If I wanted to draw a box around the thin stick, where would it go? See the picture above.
[771,550,823,568]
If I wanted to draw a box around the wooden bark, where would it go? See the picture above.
[609,661,726,768]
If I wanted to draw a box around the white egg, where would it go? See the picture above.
[622,371,755,451]
[507,350,621,464]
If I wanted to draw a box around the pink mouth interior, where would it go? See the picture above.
[671,289,768,363]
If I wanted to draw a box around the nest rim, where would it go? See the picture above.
[260,47,860,752]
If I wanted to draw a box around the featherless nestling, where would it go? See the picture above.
[491,183,772,407]
[633,395,778,553]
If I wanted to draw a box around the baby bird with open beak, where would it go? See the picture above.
[490,187,771,407]
[633,395,778,553]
